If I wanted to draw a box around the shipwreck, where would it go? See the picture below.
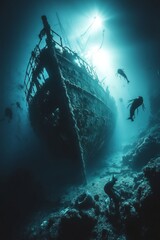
[24,16,116,183]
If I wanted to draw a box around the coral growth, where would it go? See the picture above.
[21,104,160,240]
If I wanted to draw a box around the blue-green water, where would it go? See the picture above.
[0,1,160,239]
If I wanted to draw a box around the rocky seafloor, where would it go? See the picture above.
[18,100,160,240]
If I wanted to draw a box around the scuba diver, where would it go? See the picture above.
[104,175,121,214]
[117,68,130,84]
[128,96,145,121]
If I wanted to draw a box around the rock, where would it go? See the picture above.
[143,157,160,193]
[94,194,99,201]
[101,229,108,239]
[94,204,100,216]
[58,208,97,240]
[123,135,160,169]
[75,191,95,210]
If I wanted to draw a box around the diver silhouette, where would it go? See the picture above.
[104,176,121,213]
[128,96,145,121]
[117,69,129,84]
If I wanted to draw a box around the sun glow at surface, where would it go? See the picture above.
[64,8,150,143]
[92,15,103,31]
[68,10,136,101]
[84,44,118,89]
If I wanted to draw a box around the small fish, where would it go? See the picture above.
[17,84,24,90]
[16,101,22,110]
[117,69,129,84]
[4,107,13,121]
[128,96,145,121]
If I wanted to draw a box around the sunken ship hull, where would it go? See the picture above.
[24,16,116,182]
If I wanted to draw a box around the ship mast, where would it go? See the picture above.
[56,12,72,49]
[41,15,53,48]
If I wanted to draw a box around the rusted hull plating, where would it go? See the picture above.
[24,16,116,183]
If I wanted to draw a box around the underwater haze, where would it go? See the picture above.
[1,0,160,239]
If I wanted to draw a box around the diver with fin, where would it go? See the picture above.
[117,68,130,84]
[104,176,121,214]
[127,96,145,121]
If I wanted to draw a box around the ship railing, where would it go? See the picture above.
[24,39,44,102]
[51,29,63,47]
[24,27,99,102]
[62,46,98,80]
[49,29,99,81]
